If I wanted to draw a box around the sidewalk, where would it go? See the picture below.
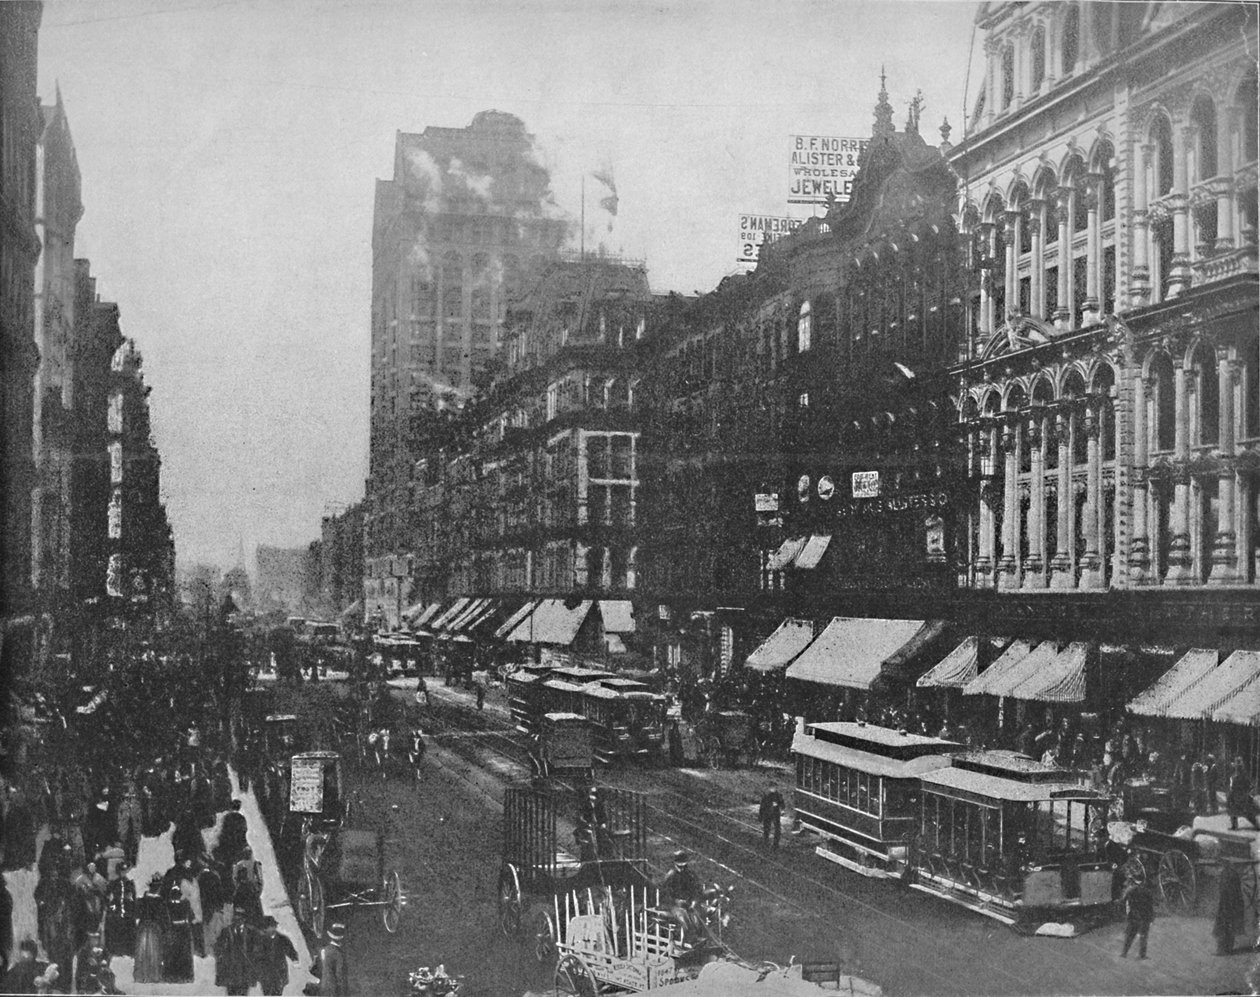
[4,768,314,996]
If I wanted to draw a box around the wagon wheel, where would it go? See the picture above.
[497,864,523,939]
[1242,861,1259,911]
[1120,853,1147,887]
[382,870,404,933]
[704,737,723,770]
[745,737,762,769]
[554,953,598,996]
[1157,849,1197,910]
[533,907,557,964]
[297,867,325,938]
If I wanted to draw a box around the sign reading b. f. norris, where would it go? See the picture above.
[789,136,869,205]
[738,215,803,264]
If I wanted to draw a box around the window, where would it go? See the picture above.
[1001,44,1015,109]
[1192,95,1218,182]
[1153,116,1174,197]
[1062,5,1079,76]
[797,301,813,352]
[1031,26,1046,92]
[1152,353,1176,452]
[1241,71,1259,165]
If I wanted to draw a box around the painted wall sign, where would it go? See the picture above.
[789,136,869,205]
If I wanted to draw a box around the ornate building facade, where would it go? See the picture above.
[952,1,1258,604]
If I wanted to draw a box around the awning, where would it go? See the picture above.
[1208,652,1260,725]
[338,600,363,622]
[765,537,806,571]
[1161,650,1260,721]
[599,600,635,634]
[430,598,471,631]
[495,600,540,639]
[412,602,444,627]
[784,618,933,689]
[918,636,981,688]
[506,599,593,646]
[448,598,490,632]
[1011,642,1089,703]
[962,639,1034,696]
[794,534,832,570]
[744,618,815,673]
[402,601,432,624]
[963,641,1059,699]
[1127,649,1220,717]
[463,599,501,632]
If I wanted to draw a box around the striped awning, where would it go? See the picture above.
[1127,649,1220,717]
[917,636,981,688]
[765,537,806,571]
[506,599,593,646]
[1161,650,1260,721]
[1014,642,1089,703]
[785,618,934,690]
[794,534,832,570]
[1209,652,1260,725]
[744,618,815,672]
[447,598,490,632]
[495,600,539,639]
[430,598,471,631]
[599,600,636,634]
[962,639,1036,696]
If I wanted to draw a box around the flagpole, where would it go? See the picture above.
[580,174,586,260]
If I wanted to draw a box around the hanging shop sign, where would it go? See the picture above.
[817,475,835,500]
[737,214,804,263]
[835,488,951,518]
[754,492,780,513]
[289,756,324,813]
[851,471,881,498]
[789,136,869,206]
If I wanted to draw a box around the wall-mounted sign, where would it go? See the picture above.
[289,756,324,813]
[754,492,780,513]
[817,476,835,500]
[789,136,869,206]
[797,475,811,502]
[109,442,123,485]
[737,214,804,264]
[108,489,122,539]
[851,471,881,498]
[108,393,124,434]
[106,554,124,598]
[925,515,946,562]
[835,489,951,518]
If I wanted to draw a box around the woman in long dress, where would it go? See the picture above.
[132,876,166,983]
[163,881,195,983]
[102,862,136,957]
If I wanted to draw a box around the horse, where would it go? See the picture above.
[406,727,426,783]
[366,728,392,781]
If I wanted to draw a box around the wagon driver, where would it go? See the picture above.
[660,850,705,943]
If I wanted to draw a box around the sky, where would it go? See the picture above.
[35,0,977,571]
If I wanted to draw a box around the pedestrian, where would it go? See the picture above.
[214,903,259,996]
[309,922,349,997]
[200,859,228,952]
[232,864,264,925]
[3,939,51,995]
[256,915,298,996]
[101,863,136,957]
[163,880,195,983]
[759,786,785,849]
[1191,754,1209,814]
[81,793,114,870]
[72,930,113,994]
[1207,754,1220,814]
[115,776,143,866]
[3,787,38,871]
[415,674,429,707]
[1215,863,1246,955]
[132,876,166,984]
[1120,877,1155,959]
[1229,759,1260,831]
[475,679,486,711]
[179,859,206,958]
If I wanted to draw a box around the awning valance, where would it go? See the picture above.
[599,600,635,634]
[1127,649,1219,718]
[495,600,540,639]
[744,618,815,673]
[1161,650,1260,721]
[784,618,933,690]
[1013,642,1089,703]
[964,641,1058,699]
[917,636,981,688]
[794,535,832,570]
[1208,652,1260,725]
[506,599,593,646]
[765,537,806,572]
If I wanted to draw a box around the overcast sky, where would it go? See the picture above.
[36,0,976,571]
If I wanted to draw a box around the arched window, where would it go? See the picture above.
[1240,69,1259,165]
[1031,26,1046,92]
[1194,343,1220,447]
[1094,365,1117,462]
[1001,44,1015,109]
[1151,353,1176,452]
[798,300,812,353]
[1062,5,1080,76]
[1064,373,1088,466]
[1191,95,1218,181]
[1095,142,1116,221]
[1152,115,1174,197]
[1246,342,1260,440]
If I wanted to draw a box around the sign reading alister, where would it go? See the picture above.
[789,136,869,206]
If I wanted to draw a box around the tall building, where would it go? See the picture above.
[366,111,569,601]
[0,1,43,666]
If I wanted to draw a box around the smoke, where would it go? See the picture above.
[406,240,433,283]
[447,157,495,203]
[404,149,444,214]
[591,168,618,233]
[412,368,471,407]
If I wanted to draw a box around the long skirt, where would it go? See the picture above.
[103,909,135,957]
[203,904,228,953]
[133,923,163,983]
[163,924,194,983]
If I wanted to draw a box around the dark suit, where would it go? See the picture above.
[312,941,349,996]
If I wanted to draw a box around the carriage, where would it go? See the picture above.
[289,751,407,937]
[684,710,761,770]
[528,712,596,784]
[497,784,727,994]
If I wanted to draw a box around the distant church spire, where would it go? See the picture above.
[874,65,895,139]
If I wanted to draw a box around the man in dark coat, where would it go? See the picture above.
[2,788,37,870]
[1215,862,1246,954]
[1120,878,1155,959]
[759,786,785,849]
[81,794,114,869]
[3,939,51,995]
[256,916,298,996]
[1229,759,1259,830]
[216,800,248,866]
[310,922,349,997]
[214,903,259,996]
[72,930,113,994]
[102,864,136,957]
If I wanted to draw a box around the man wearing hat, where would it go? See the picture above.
[310,922,349,997]
[214,903,259,996]
[661,851,705,943]
[256,915,299,996]
[72,929,112,994]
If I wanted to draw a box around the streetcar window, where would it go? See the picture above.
[821,763,836,801]
[795,754,805,789]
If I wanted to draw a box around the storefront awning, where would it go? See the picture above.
[918,636,981,688]
[794,534,832,570]
[495,600,540,639]
[448,598,490,632]
[962,639,1035,696]
[1208,652,1260,725]
[1160,649,1260,721]
[744,618,815,673]
[430,598,471,631]
[785,618,934,690]
[1127,649,1220,717]
[765,537,806,571]
[506,599,593,646]
[463,599,500,632]
[964,641,1059,699]
[1011,642,1089,703]
[599,600,635,634]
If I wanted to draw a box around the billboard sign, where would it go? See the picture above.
[789,136,869,206]
[851,471,881,498]
[738,215,803,264]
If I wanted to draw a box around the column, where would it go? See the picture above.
[1050,409,1076,588]
[998,421,1021,590]
[1164,358,1194,584]
[1044,13,1058,88]
[1210,353,1239,584]
[1217,108,1239,251]
[1129,372,1152,584]
[1131,144,1152,305]
[1081,174,1102,324]
[1029,200,1045,319]
[985,39,1000,126]
[1168,126,1193,296]
[1004,212,1018,322]
[979,222,994,336]
[1012,23,1026,108]
[978,481,995,589]
[1054,187,1073,328]
[1025,411,1047,587]
[1079,403,1104,589]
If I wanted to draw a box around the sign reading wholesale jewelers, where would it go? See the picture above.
[789,136,869,206]
[738,215,804,264]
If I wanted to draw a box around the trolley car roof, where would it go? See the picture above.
[919,766,1103,803]
[792,731,957,779]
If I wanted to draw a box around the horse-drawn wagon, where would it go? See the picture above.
[677,710,760,769]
